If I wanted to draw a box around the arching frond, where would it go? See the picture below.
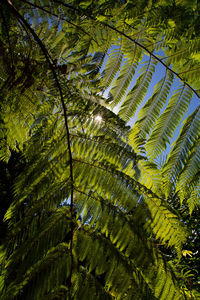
[119,57,157,121]
[74,228,154,299]
[108,42,142,107]
[2,243,71,300]
[2,104,188,298]
[144,195,187,256]
[101,46,123,89]
[136,160,162,193]
[146,85,193,159]
[186,177,200,214]
[131,70,174,148]
[176,139,200,203]
[162,106,200,195]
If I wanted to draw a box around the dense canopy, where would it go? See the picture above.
[0,0,200,299]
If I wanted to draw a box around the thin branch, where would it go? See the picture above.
[54,0,200,100]
[5,0,74,292]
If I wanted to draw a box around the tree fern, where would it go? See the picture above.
[176,139,200,201]
[101,45,123,89]
[1,0,200,299]
[119,57,157,121]
[186,177,200,213]
[146,85,193,159]
[108,41,142,107]
[162,106,200,196]
[131,70,174,149]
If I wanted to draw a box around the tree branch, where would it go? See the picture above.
[5,0,74,293]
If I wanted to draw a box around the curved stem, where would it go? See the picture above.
[5,0,74,293]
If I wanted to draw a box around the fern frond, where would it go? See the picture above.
[186,178,200,214]
[101,45,123,89]
[4,207,71,269]
[109,43,141,107]
[144,196,187,256]
[150,260,183,300]
[2,243,71,300]
[1,1,200,299]
[162,106,200,196]
[131,70,173,148]
[163,37,200,88]
[146,85,193,159]
[136,160,162,193]
[119,57,157,121]
[176,139,200,204]
[75,228,156,299]
[74,188,154,264]
[71,267,113,300]
[74,157,187,254]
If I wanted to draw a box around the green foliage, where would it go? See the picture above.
[163,106,200,198]
[131,70,174,149]
[146,85,193,159]
[0,0,200,299]
[119,57,157,121]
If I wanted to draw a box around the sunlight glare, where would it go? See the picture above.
[95,115,102,123]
